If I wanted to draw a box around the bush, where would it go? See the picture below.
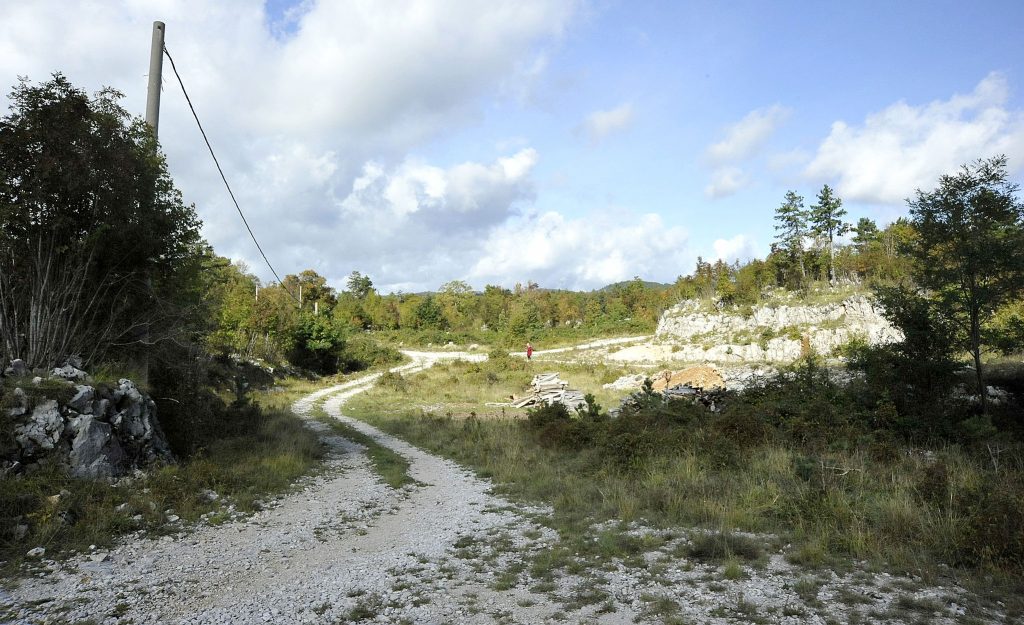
[339,335,402,372]
[957,471,1024,567]
[525,402,594,450]
[378,371,408,393]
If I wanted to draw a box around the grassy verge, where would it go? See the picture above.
[312,408,414,490]
[343,355,1024,610]
[0,376,332,575]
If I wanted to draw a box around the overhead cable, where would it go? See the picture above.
[163,44,300,305]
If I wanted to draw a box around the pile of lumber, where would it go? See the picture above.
[513,372,587,410]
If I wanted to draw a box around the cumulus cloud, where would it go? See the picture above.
[712,235,758,264]
[704,167,748,199]
[706,105,790,164]
[469,211,692,290]
[703,104,789,198]
[579,102,634,143]
[0,1,580,291]
[805,72,1024,204]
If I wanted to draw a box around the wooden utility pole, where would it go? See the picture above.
[145,22,165,135]
[141,21,164,387]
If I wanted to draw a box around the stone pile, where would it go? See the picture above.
[513,372,587,410]
[2,359,172,479]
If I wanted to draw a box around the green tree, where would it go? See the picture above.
[0,74,203,367]
[773,190,807,285]
[346,271,374,299]
[852,217,879,252]
[808,184,850,284]
[413,295,446,330]
[288,313,345,373]
[907,155,1024,412]
[437,280,475,330]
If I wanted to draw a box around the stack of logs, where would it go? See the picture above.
[513,372,587,410]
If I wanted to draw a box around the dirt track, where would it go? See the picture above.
[1,349,1002,625]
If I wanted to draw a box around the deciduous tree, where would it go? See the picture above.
[907,155,1024,413]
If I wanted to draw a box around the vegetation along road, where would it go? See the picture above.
[3,346,1010,625]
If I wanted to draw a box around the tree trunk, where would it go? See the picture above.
[827,233,836,285]
[971,308,987,414]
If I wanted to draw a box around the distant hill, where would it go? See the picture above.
[596,280,673,293]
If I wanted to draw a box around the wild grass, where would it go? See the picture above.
[345,355,635,423]
[312,410,414,490]
[342,354,1024,608]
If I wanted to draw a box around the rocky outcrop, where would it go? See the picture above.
[644,295,902,364]
[2,369,172,479]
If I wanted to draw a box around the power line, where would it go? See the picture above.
[162,44,300,305]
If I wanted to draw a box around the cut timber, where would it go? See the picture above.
[511,373,585,410]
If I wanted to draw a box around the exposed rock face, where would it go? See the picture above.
[15,400,64,453]
[4,373,172,479]
[647,295,902,364]
[3,358,28,377]
[70,417,128,478]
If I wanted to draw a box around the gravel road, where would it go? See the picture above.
[0,351,1006,625]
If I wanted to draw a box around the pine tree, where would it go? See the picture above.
[809,184,850,284]
[773,190,807,284]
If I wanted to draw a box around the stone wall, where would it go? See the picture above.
[2,360,172,479]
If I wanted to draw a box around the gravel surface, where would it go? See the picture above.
[0,351,1009,624]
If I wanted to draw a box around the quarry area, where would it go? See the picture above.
[595,295,901,367]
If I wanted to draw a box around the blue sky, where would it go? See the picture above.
[2,1,1022,291]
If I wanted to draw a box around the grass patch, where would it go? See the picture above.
[314,412,414,490]
[0,376,326,576]
[687,532,764,563]
[338,353,1024,610]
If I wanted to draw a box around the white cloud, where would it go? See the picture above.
[704,105,789,198]
[706,105,790,164]
[0,1,580,291]
[580,102,634,143]
[704,167,748,199]
[469,211,692,290]
[712,235,758,263]
[805,72,1024,204]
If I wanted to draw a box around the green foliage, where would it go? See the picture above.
[986,298,1024,355]
[287,313,346,374]
[808,184,850,284]
[413,295,447,330]
[345,270,374,299]
[339,335,402,371]
[773,190,808,287]
[687,532,763,562]
[0,74,203,368]
[847,285,962,428]
[907,156,1024,412]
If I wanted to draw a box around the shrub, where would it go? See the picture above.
[957,472,1024,567]
[340,335,402,372]
[687,532,763,562]
[378,371,408,393]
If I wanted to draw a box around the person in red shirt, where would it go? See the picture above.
[526,342,534,360]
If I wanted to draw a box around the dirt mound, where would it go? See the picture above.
[650,365,725,391]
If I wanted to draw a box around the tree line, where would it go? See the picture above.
[2,75,1022,405]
